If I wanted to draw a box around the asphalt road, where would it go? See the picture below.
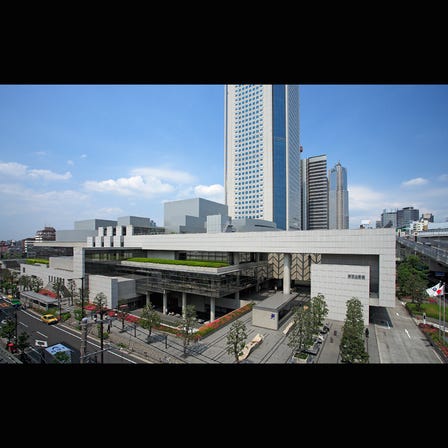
[370,300,443,363]
[16,309,142,364]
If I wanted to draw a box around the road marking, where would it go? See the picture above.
[36,331,47,338]
[396,312,399,316]
[19,321,29,327]
[432,349,443,364]
[405,329,411,339]
[401,301,405,306]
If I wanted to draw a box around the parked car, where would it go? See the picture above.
[41,314,58,325]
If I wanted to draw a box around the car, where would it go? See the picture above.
[41,314,58,325]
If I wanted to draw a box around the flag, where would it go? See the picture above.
[426,282,445,297]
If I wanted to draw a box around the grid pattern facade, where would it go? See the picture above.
[225,84,300,230]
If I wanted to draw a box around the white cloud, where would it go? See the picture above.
[194,184,225,203]
[437,174,448,182]
[96,207,124,217]
[401,177,428,187]
[67,160,74,166]
[84,175,175,196]
[80,154,87,159]
[28,169,72,181]
[132,167,197,184]
[0,162,71,181]
[34,151,48,156]
[0,162,28,177]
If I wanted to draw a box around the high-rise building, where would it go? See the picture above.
[301,154,328,230]
[397,206,419,228]
[328,162,349,229]
[224,84,301,230]
[381,209,397,228]
[421,212,434,223]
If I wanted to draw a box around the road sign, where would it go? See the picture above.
[35,340,48,348]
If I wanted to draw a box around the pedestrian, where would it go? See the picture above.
[365,327,369,338]
[423,312,426,324]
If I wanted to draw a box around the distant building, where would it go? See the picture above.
[421,212,434,223]
[35,226,56,242]
[301,155,328,230]
[397,206,419,229]
[164,198,228,234]
[328,162,349,229]
[381,209,397,228]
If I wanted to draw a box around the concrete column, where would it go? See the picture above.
[283,253,291,295]
[234,252,240,265]
[146,292,151,306]
[163,290,168,314]
[182,291,187,317]
[235,291,240,300]
[210,297,215,322]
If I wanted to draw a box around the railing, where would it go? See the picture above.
[397,237,448,266]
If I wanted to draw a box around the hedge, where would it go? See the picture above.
[125,258,229,268]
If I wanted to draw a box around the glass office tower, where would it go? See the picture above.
[224,84,301,230]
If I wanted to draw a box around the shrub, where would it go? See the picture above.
[125,258,229,268]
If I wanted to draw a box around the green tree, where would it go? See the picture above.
[140,302,161,341]
[339,297,368,364]
[52,279,65,317]
[0,319,16,346]
[397,255,428,310]
[31,276,43,293]
[178,304,197,356]
[53,351,71,364]
[310,293,329,335]
[16,331,30,362]
[226,320,247,363]
[67,279,77,306]
[288,305,314,356]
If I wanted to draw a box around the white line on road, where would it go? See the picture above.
[19,321,28,327]
[36,331,47,338]
[405,329,411,339]
[432,349,443,364]
[396,312,399,316]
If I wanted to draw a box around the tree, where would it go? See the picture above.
[0,319,16,346]
[339,297,368,363]
[397,255,428,310]
[140,302,161,341]
[310,293,329,335]
[93,292,108,363]
[178,304,197,356]
[52,279,65,318]
[116,303,129,332]
[53,351,71,364]
[31,276,43,293]
[16,331,30,362]
[67,279,77,306]
[226,320,247,363]
[288,305,314,356]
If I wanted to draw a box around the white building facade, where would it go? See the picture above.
[224,84,301,230]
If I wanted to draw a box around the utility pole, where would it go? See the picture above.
[80,317,88,364]
[100,306,104,364]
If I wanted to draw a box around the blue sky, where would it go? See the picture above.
[0,84,447,240]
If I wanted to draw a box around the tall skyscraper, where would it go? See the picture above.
[328,162,349,229]
[224,84,301,230]
[301,154,328,230]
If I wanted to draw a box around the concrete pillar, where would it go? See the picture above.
[235,291,240,300]
[234,252,240,265]
[182,291,187,317]
[283,253,291,295]
[146,292,151,306]
[210,297,215,322]
[163,290,168,314]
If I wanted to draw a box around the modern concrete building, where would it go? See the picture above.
[301,154,328,230]
[328,162,349,229]
[164,198,228,234]
[381,209,398,228]
[27,223,396,326]
[224,84,301,230]
[57,218,118,242]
